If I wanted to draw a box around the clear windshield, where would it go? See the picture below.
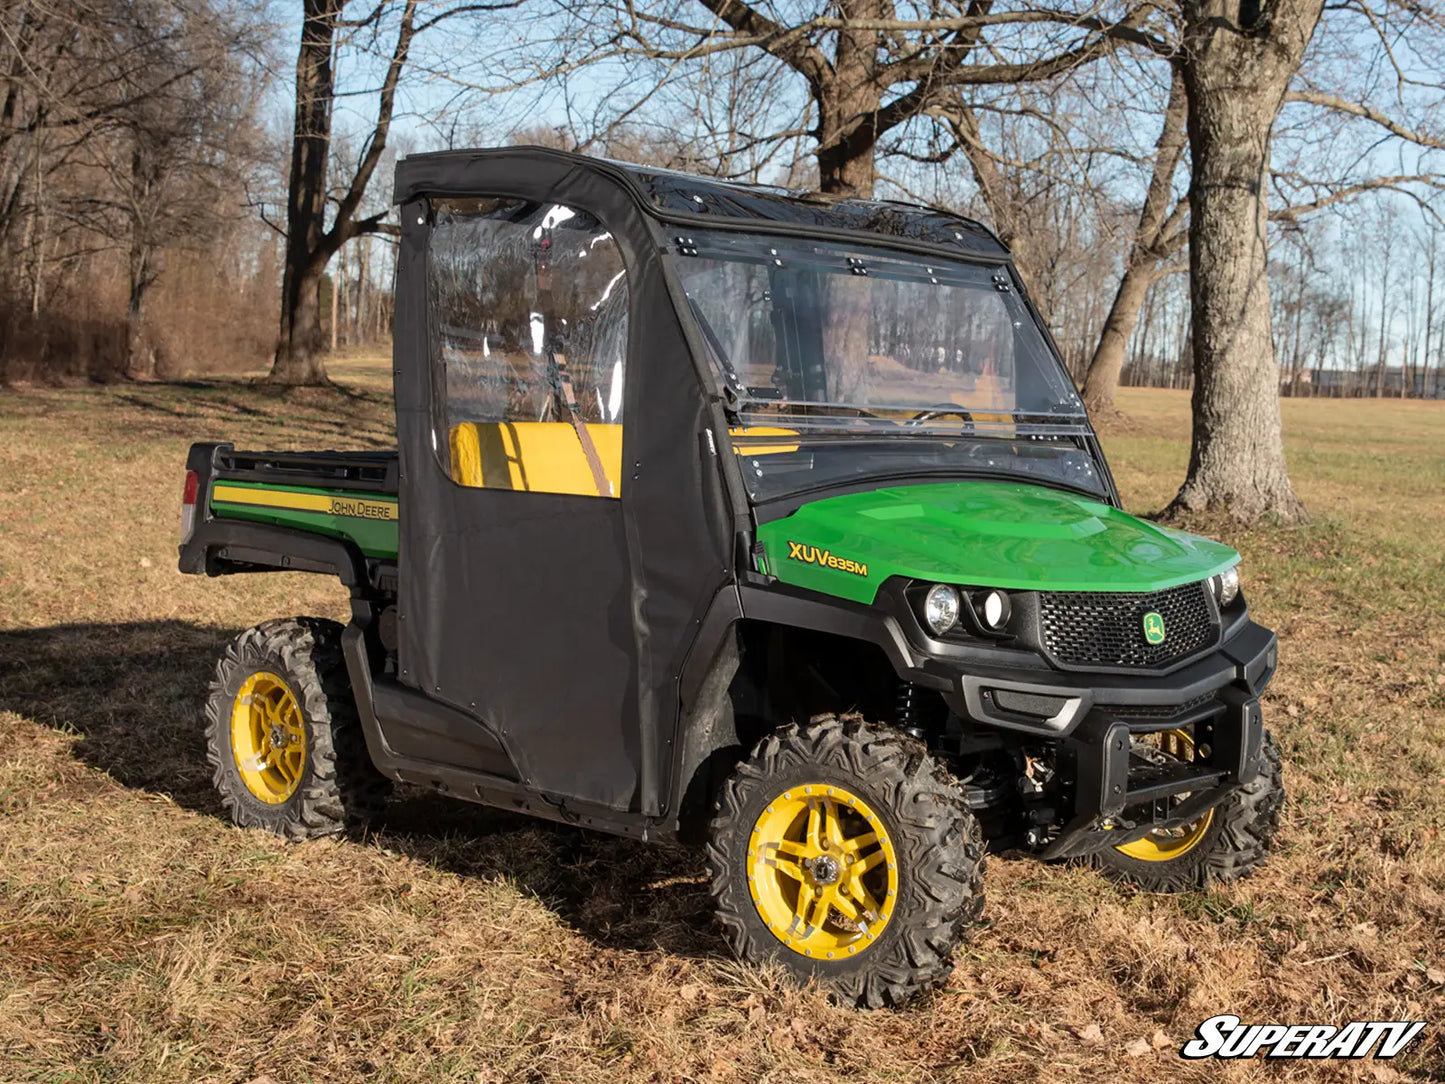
[672,231,1105,501]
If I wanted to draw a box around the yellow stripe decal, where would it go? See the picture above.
[212,484,398,522]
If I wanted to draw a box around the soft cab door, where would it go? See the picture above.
[394,192,640,809]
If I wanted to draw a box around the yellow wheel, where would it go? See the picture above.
[1113,807,1214,861]
[747,784,898,959]
[230,671,308,804]
[708,715,985,1008]
[1112,729,1213,862]
[205,618,389,839]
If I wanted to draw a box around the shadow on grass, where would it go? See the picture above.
[0,620,719,960]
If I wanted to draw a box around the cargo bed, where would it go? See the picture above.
[179,442,400,582]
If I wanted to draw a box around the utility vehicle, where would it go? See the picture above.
[179,147,1283,1008]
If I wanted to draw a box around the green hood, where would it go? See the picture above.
[754,481,1238,605]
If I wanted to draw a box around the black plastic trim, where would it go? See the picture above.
[875,577,1268,695]
[949,623,1274,737]
[678,584,744,708]
[180,517,367,586]
[735,583,941,689]
[370,681,517,780]
[1022,581,1227,678]
[1041,687,1262,860]
[879,577,1043,667]
[215,448,399,494]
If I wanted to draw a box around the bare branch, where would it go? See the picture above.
[1272,173,1445,224]
[1284,88,1445,151]
[690,0,832,89]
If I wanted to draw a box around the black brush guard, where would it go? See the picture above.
[1041,687,1266,860]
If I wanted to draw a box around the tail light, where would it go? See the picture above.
[179,469,200,543]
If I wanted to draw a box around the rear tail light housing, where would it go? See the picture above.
[180,469,200,543]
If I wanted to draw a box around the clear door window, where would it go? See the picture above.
[429,198,629,497]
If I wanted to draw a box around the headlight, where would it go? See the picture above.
[1215,565,1240,607]
[977,589,1011,630]
[922,584,960,635]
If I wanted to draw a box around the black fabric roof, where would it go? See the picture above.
[394,146,1010,262]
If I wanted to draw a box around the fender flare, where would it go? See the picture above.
[180,519,367,586]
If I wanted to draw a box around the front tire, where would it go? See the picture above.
[204,617,390,840]
[707,714,985,1008]
[1093,730,1284,891]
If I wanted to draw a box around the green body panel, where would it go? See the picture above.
[755,481,1238,605]
[209,480,399,560]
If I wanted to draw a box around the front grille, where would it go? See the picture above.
[1038,580,1218,670]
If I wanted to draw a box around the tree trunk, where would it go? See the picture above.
[948,102,1049,314]
[1424,234,1436,400]
[1373,305,1388,397]
[25,148,44,316]
[813,4,884,198]
[1167,0,1321,523]
[271,0,343,386]
[1433,328,1442,398]
[1082,267,1154,415]
[277,258,329,380]
[125,141,155,380]
[815,94,881,197]
[358,238,370,344]
[1080,71,1188,415]
[1288,247,1306,396]
[125,235,154,379]
[1135,277,1159,382]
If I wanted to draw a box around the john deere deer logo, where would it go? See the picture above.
[1143,611,1167,645]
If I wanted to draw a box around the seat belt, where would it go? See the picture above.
[546,348,613,498]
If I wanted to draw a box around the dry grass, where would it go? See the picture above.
[0,370,1442,1083]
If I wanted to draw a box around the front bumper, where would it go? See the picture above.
[944,618,1277,737]
[934,618,1277,860]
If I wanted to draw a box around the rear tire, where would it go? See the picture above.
[205,617,390,840]
[707,714,985,1008]
[1093,730,1284,891]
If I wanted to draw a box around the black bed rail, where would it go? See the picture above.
[215,447,400,494]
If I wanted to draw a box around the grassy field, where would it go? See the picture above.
[1,362,1442,1083]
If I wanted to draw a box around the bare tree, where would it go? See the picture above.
[1422,220,1441,398]
[104,1,265,375]
[1074,0,1445,418]
[274,0,405,385]
[920,84,1121,325]
[1,0,271,380]
[1079,67,1188,414]
[270,0,521,385]
[532,2,1161,200]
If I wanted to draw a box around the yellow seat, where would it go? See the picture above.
[449,421,624,497]
[729,426,800,455]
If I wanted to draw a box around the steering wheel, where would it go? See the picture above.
[909,406,976,432]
